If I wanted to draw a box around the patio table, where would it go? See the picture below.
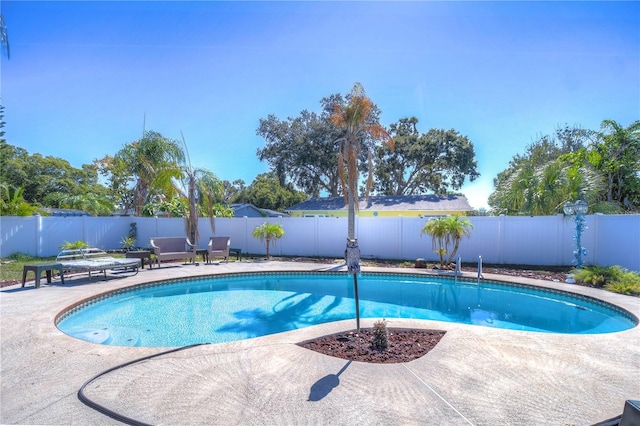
[22,263,65,288]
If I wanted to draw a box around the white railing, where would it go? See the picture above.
[1,214,638,271]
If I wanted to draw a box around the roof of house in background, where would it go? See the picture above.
[285,194,472,212]
[231,203,289,218]
[40,208,92,217]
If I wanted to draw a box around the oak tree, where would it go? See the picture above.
[372,117,479,195]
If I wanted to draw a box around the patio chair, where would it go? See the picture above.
[207,237,230,264]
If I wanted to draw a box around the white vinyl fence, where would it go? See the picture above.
[1,214,638,271]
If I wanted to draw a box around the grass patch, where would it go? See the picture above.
[0,253,56,283]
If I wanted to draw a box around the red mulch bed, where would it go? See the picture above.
[298,328,446,363]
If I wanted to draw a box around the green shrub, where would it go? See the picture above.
[572,265,625,288]
[573,265,640,296]
[605,281,640,296]
[372,319,389,350]
[604,270,640,296]
[7,252,36,262]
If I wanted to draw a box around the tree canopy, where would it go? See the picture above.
[256,91,385,197]
[372,117,479,195]
[231,173,307,212]
[592,120,640,208]
[99,130,185,216]
[489,121,639,215]
[0,141,114,215]
[257,95,479,201]
[95,130,232,234]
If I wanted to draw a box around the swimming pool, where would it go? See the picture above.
[56,272,638,347]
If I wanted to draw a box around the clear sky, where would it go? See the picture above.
[2,1,639,209]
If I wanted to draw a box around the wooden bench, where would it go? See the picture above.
[22,263,65,288]
[149,237,196,267]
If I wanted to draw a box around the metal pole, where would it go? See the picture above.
[353,274,360,331]
[346,238,361,332]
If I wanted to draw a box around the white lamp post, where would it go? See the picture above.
[563,200,588,269]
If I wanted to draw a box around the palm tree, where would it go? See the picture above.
[117,131,184,216]
[179,133,225,247]
[0,184,38,216]
[421,217,449,267]
[1,14,9,59]
[330,83,393,245]
[421,216,473,268]
[491,159,604,215]
[443,216,473,264]
[193,169,225,234]
[595,119,640,206]
[252,222,284,258]
[329,83,393,331]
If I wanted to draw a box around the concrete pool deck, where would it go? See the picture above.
[1,260,639,425]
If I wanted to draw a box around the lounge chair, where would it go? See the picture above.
[207,237,230,263]
[56,248,140,280]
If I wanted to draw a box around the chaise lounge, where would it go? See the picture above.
[56,247,141,280]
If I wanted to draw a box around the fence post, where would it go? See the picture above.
[244,216,249,254]
[314,216,320,257]
[399,216,404,260]
[498,215,505,264]
[591,213,601,266]
[556,214,564,266]
[82,215,87,246]
[35,215,41,257]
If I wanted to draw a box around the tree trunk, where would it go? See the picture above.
[447,239,461,264]
[347,188,355,240]
[188,176,197,245]
[346,183,360,331]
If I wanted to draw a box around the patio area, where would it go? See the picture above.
[1,260,639,425]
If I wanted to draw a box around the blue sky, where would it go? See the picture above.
[2,1,639,209]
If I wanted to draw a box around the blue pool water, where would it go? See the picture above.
[56,272,637,347]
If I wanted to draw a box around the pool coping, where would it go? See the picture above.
[2,261,639,425]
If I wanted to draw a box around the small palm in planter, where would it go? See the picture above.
[120,236,136,252]
[59,241,89,250]
[252,222,284,259]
